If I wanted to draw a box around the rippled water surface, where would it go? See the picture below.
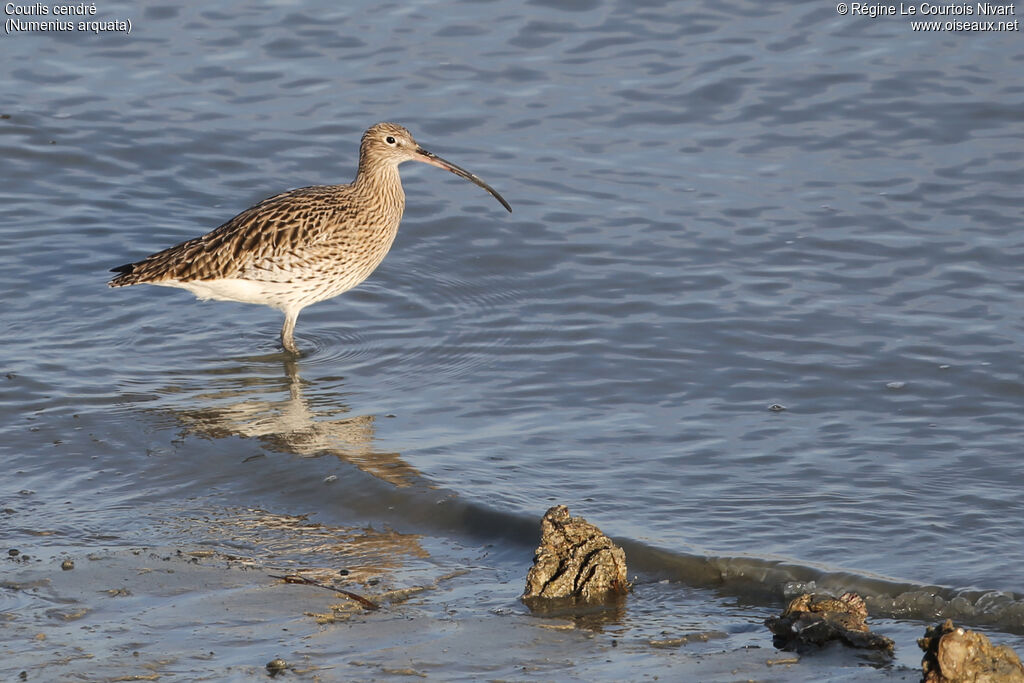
[3,0,1023,676]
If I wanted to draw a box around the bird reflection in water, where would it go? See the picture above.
[173,355,421,488]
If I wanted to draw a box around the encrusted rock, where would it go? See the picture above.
[765,592,894,653]
[522,505,629,601]
[266,658,288,676]
[919,619,1024,683]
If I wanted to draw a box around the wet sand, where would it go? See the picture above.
[3,541,920,682]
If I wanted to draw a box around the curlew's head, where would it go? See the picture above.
[359,122,511,212]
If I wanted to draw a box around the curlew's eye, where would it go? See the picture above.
[385,136,397,145]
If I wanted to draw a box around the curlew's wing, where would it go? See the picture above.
[109,185,356,287]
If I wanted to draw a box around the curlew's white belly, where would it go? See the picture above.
[155,278,315,311]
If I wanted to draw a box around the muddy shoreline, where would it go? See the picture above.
[4,538,925,681]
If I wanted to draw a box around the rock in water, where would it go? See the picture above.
[765,592,894,653]
[522,505,629,601]
[919,619,1024,683]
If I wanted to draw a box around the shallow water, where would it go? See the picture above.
[3,0,1023,675]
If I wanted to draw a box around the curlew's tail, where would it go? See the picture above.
[108,262,142,287]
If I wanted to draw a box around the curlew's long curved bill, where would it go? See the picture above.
[414,147,512,213]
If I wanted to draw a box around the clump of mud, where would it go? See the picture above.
[919,619,1024,683]
[765,592,894,653]
[522,505,629,602]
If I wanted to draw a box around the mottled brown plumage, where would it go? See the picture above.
[109,122,511,354]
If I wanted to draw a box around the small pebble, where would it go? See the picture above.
[61,559,74,571]
[266,658,288,676]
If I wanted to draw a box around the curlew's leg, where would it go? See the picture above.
[281,309,300,355]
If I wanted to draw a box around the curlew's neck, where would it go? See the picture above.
[352,156,406,227]
[348,153,403,236]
